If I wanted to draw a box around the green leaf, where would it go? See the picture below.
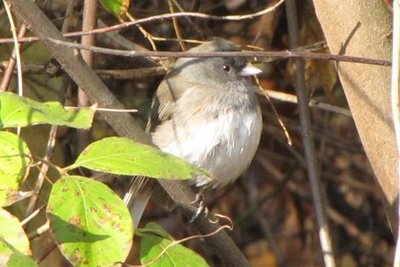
[0,92,94,129]
[99,0,130,18]
[46,175,133,267]
[140,223,209,267]
[65,137,209,180]
[0,209,37,267]
[0,131,31,207]
[5,248,38,267]
[137,222,173,239]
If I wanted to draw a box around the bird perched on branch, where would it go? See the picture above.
[124,38,263,226]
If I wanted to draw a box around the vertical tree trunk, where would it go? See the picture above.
[313,0,397,231]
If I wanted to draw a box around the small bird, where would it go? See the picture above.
[125,38,263,225]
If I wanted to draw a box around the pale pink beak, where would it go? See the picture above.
[240,63,262,76]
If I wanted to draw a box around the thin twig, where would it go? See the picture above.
[3,0,24,137]
[125,224,232,267]
[0,24,26,92]
[1,1,24,94]
[97,19,157,66]
[80,0,97,105]
[256,82,293,146]
[96,66,166,79]
[167,0,186,51]
[28,220,50,239]
[21,204,46,226]
[97,19,151,52]
[77,0,97,154]
[25,124,59,217]
[125,13,158,51]
[285,0,336,266]
[61,0,79,33]
[45,38,392,66]
[96,107,137,113]
[170,0,205,38]
[265,89,352,117]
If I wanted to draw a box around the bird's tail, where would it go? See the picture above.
[123,177,156,227]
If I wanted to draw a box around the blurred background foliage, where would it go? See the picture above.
[0,0,394,266]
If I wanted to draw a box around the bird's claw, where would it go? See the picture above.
[189,192,208,223]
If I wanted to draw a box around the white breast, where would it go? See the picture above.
[151,109,262,188]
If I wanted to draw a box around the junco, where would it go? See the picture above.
[125,38,263,225]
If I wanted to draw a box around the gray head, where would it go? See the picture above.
[169,39,261,88]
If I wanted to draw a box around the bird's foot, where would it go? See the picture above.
[189,191,208,223]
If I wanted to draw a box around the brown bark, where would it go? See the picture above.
[313,0,397,231]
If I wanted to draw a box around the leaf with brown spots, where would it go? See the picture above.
[47,175,133,267]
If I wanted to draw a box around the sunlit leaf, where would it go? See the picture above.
[0,92,94,129]
[0,131,31,207]
[47,175,133,267]
[65,137,209,180]
[140,223,209,267]
[0,209,37,267]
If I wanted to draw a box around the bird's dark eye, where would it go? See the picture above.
[222,65,231,72]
